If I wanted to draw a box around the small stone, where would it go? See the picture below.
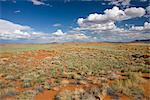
[61,79,70,85]
[79,80,88,85]
[52,87,60,91]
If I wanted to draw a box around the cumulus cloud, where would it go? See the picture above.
[50,29,89,42]
[51,34,89,42]
[74,21,150,42]
[146,6,150,14]
[76,22,116,32]
[77,6,145,27]
[108,0,131,6]
[77,7,125,26]
[0,19,49,40]
[52,29,66,36]
[130,22,150,32]
[0,19,31,34]
[125,7,145,18]
[77,6,146,34]
[0,19,90,43]
[76,6,147,41]
[76,6,149,42]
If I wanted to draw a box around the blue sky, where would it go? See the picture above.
[0,0,150,43]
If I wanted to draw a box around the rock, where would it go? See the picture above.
[61,79,70,85]
[1,58,9,61]
[51,60,61,65]
[35,86,44,93]
[5,75,16,80]
[52,87,60,91]
[79,80,88,85]
[108,72,120,80]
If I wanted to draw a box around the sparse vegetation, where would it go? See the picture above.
[0,43,149,100]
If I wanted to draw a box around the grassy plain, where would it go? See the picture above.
[0,42,149,100]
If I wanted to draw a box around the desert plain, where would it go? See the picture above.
[0,42,149,100]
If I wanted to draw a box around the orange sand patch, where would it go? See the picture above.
[1,96,16,100]
[35,85,85,100]
[142,74,150,79]
[35,83,98,100]
[34,90,57,100]
[120,95,131,100]
[22,50,58,60]
[103,95,111,100]
[142,79,150,97]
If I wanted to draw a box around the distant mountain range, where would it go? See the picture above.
[131,39,150,43]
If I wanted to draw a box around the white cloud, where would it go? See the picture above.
[130,22,150,32]
[0,19,89,42]
[12,0,16,3]
[103,6,127,21]
[101,3,106,5]
[75,21,150,42]
[29,0,50,6]
[0,19,49,40]
[140,0,148,2]
[76,22,116,32]
[76,6,149,42]
[53,23,62,27]
[70,34,89,40]
[14,10,21,13]
[108,0,131,6]
[77,6,145,27]
[50,29,89,42]
[52,29,66,36]
[0,19,31,34]
[30,0,45,5]
[125,7,145,18]
[77,6,146,35]
[77,6,125,26]
[146,6,150,14]
[52,29,89,39]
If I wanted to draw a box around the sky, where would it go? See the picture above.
[0,0,150,43]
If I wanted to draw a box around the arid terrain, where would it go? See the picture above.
[0,42,149,100]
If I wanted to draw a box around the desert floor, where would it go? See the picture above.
[0,42,149,100]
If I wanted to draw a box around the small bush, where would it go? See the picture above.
[0,88,16,98]
[0,81,5,89]
[17,91,35,100]
[111,78,145,98]
[5,75,16,80]
[34,86,44,94]
[22,81,32,88]
[55,89,85,100]
[43,82,51,90]
[127,72,145,84]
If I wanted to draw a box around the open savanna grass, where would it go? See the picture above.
[0,42,149,100]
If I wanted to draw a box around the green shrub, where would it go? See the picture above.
[5,75,16,80]
[22,81,32,88]
[43,82,51,90]
[50,68,57,78]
